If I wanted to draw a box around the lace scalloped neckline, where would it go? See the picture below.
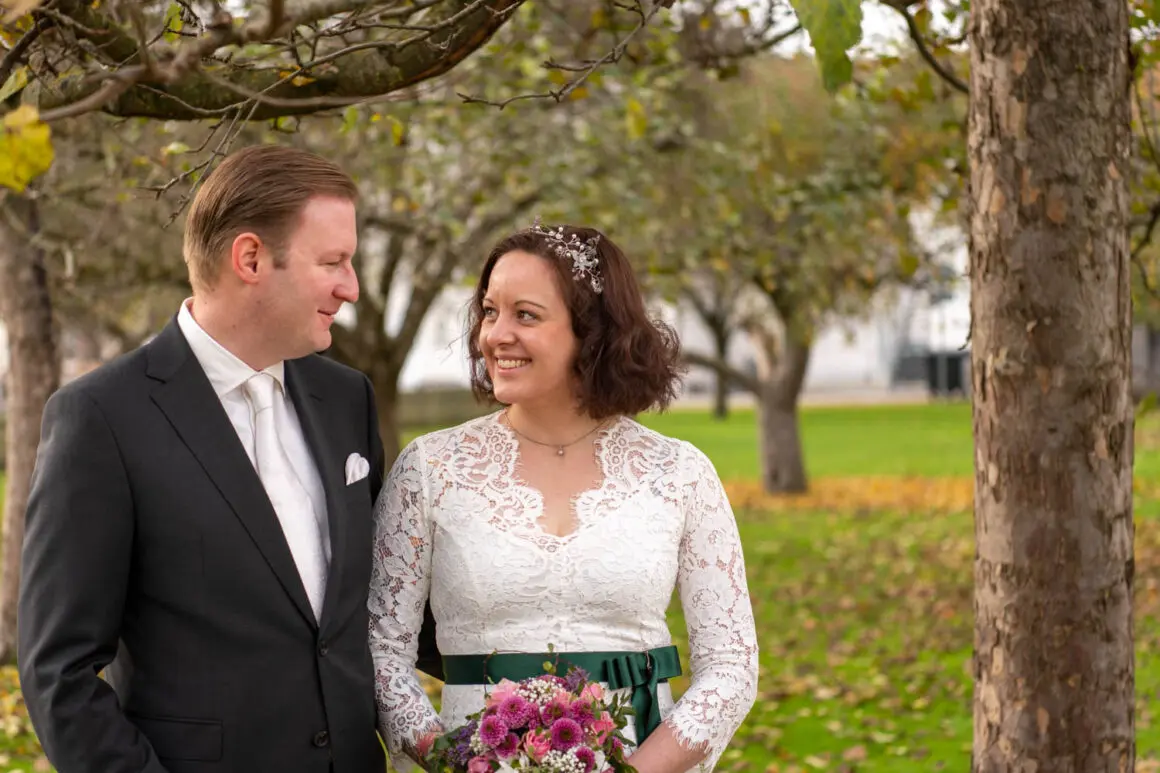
[493,412,623,547]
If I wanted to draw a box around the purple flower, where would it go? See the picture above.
[542,694,571,724]
[448,722,477,766]
[573,746,597,772]
[496,733,521,759]
[569,700,595,726]
[564,667,590,693]
[479,715,509,748]
[498,694,534,729]
[550,718,583,752]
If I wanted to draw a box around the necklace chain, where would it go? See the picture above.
[503,410,606,457]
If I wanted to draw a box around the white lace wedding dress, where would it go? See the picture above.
[369,412,758,773]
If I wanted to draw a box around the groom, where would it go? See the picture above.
[18,145,439,773]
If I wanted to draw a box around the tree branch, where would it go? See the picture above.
[457,0,663,109]
[682,351,761,395]
[1133,198,1160,261]
[894,5,968,95]
[0,16,48,89]
[33,0,526,120]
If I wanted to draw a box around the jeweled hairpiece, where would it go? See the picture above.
[530,217,603,294]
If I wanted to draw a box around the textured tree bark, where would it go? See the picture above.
[0,192,60,664]
[755,337,811,494]
[968,1,1135,770]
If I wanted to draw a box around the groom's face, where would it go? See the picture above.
[257,195,359,359]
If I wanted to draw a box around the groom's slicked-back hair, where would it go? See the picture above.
[183,144,358,291]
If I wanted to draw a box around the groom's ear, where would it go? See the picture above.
[230,231,265,285]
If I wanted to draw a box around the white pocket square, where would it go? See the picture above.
[345,453,370,485]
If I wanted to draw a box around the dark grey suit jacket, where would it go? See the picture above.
[17,318,439,773]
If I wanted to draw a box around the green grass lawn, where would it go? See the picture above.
[4,401,1160,772]
[642,403,978,479]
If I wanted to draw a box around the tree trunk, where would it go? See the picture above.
[0,192,60,664]
[357,355,404,472]
[755,337,811,494]
[968,2,1134,771]
[1147,325,1160,390]
[376,376,402,471]
[712,326,730,420]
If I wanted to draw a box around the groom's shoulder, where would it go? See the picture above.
[53,345,152,405]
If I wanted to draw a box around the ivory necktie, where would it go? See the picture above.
[243,373,327,622]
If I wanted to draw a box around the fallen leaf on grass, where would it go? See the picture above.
[725,477,974,515]
[725,476,1160,516]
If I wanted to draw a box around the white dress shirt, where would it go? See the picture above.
[176,300,332,567]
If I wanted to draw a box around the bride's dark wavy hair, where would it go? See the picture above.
[466,225,684,419]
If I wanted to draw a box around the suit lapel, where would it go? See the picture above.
[285,359,347,630]
[146,321,318,629]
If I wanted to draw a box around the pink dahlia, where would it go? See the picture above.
[495,733,521,760]
[573,746,597,772]
[550,718,583,752]
[479,715,509,748]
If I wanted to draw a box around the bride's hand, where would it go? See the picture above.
[415,729,438,758]
[406,729,441,769]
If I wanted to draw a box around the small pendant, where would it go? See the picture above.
[556,447,565,457]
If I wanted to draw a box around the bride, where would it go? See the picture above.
[368,223,758,773]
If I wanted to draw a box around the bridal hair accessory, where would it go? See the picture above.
[530,217,603,294]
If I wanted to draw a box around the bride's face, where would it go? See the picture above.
[480,250,578,409]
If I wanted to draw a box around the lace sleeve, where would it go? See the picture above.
[666,443,759,772]
[369,438,442,762]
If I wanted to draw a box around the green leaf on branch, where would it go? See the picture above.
[0,105,54,192]
[163,2,184,43]
[788,0,864,92]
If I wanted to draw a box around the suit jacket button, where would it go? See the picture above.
[313,730,330,748]
[318,640,329,657]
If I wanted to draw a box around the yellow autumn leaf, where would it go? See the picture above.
[724,476,976,515]
[625,98,648,141]
[385,115,405,146]
[0,105,54,192]
[0,64,28,103]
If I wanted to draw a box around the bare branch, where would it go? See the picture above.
[457,0,664,109]
[682,351,761,395]
[893,5,969,95]
[37,74,135,121]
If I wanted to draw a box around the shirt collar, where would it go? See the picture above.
[177,298,285,398]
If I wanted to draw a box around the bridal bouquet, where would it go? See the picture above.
[419,666,637,773]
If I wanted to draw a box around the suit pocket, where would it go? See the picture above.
[344,478,372,512]
[130,714,223,762]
